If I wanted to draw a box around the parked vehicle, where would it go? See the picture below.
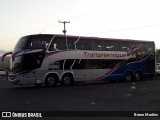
[156,63,160,76]
[0,34,156,86]
[0,69,7,76]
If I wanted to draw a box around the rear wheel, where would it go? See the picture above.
[45,75,58,87]
[61,74,74,86]
[134,72,142,81]
[124,72,133,82]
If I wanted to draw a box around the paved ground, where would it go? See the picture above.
[0,77,160,119]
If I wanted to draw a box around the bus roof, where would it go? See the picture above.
[25,34,154,43]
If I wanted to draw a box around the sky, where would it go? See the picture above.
[0,0,160,51]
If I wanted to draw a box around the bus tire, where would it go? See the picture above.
[134,72,142,81]
[61,74,74,86]
[45,74,58,87]
[124,71,133,82]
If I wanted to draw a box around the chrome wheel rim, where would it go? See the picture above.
[63,76,71,85]
[47,77,55,86]
[125,73,132,81]
[135,73,141,81]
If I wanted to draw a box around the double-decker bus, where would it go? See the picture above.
[2,34,156,86]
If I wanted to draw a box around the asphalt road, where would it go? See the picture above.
[0,77,160,119]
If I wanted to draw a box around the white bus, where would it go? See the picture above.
[2,34,156,86]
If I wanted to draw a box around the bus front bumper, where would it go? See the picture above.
[8,74,23,85]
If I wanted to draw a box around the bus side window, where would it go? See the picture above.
[87,60,99,69]
[68,38,76,50]
[91,40,102,51]
[48,37,66,51]
[145,43,154,53]
[77,39,91,50]
[106,41,119,51]
[49,42,55,51]
[120,42,130,51]
[72,60,87,69]
[56,38,66,50]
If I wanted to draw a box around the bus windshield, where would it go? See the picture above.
[11,35,53,73]
[14,35,52,50]
[14,37,28,50]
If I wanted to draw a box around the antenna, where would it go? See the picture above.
[58,20,70,35]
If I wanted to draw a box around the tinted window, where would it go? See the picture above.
[119,42,132,51]
[105,41,120,51]
[64,59,75,69]
[12,56,23,72]
[26,36,51,49]
[72,59,123,69]
[102,60,123,69]
[76,39,91,50]
[72,60,87,69]
[22,52,45,71]
[87,60,123,69]
[141,42,154,54]
[91,40,105,51]
[67,38,77,50]
[129,42,155,59]
[87,60,100,69]
[14,37,28,50]
[49,37,66,51]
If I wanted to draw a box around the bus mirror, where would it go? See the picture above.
[0,70,7,76]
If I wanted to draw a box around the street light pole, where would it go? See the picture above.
[58,20,70,35]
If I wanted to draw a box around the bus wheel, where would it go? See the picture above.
[61,74,73,86]
[124,72,133,82]
[134,72,142,81]
[45,75,58,87]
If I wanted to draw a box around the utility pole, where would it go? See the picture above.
[58,20,70,35]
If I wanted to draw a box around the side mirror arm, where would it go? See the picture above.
[2,52,12,62]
